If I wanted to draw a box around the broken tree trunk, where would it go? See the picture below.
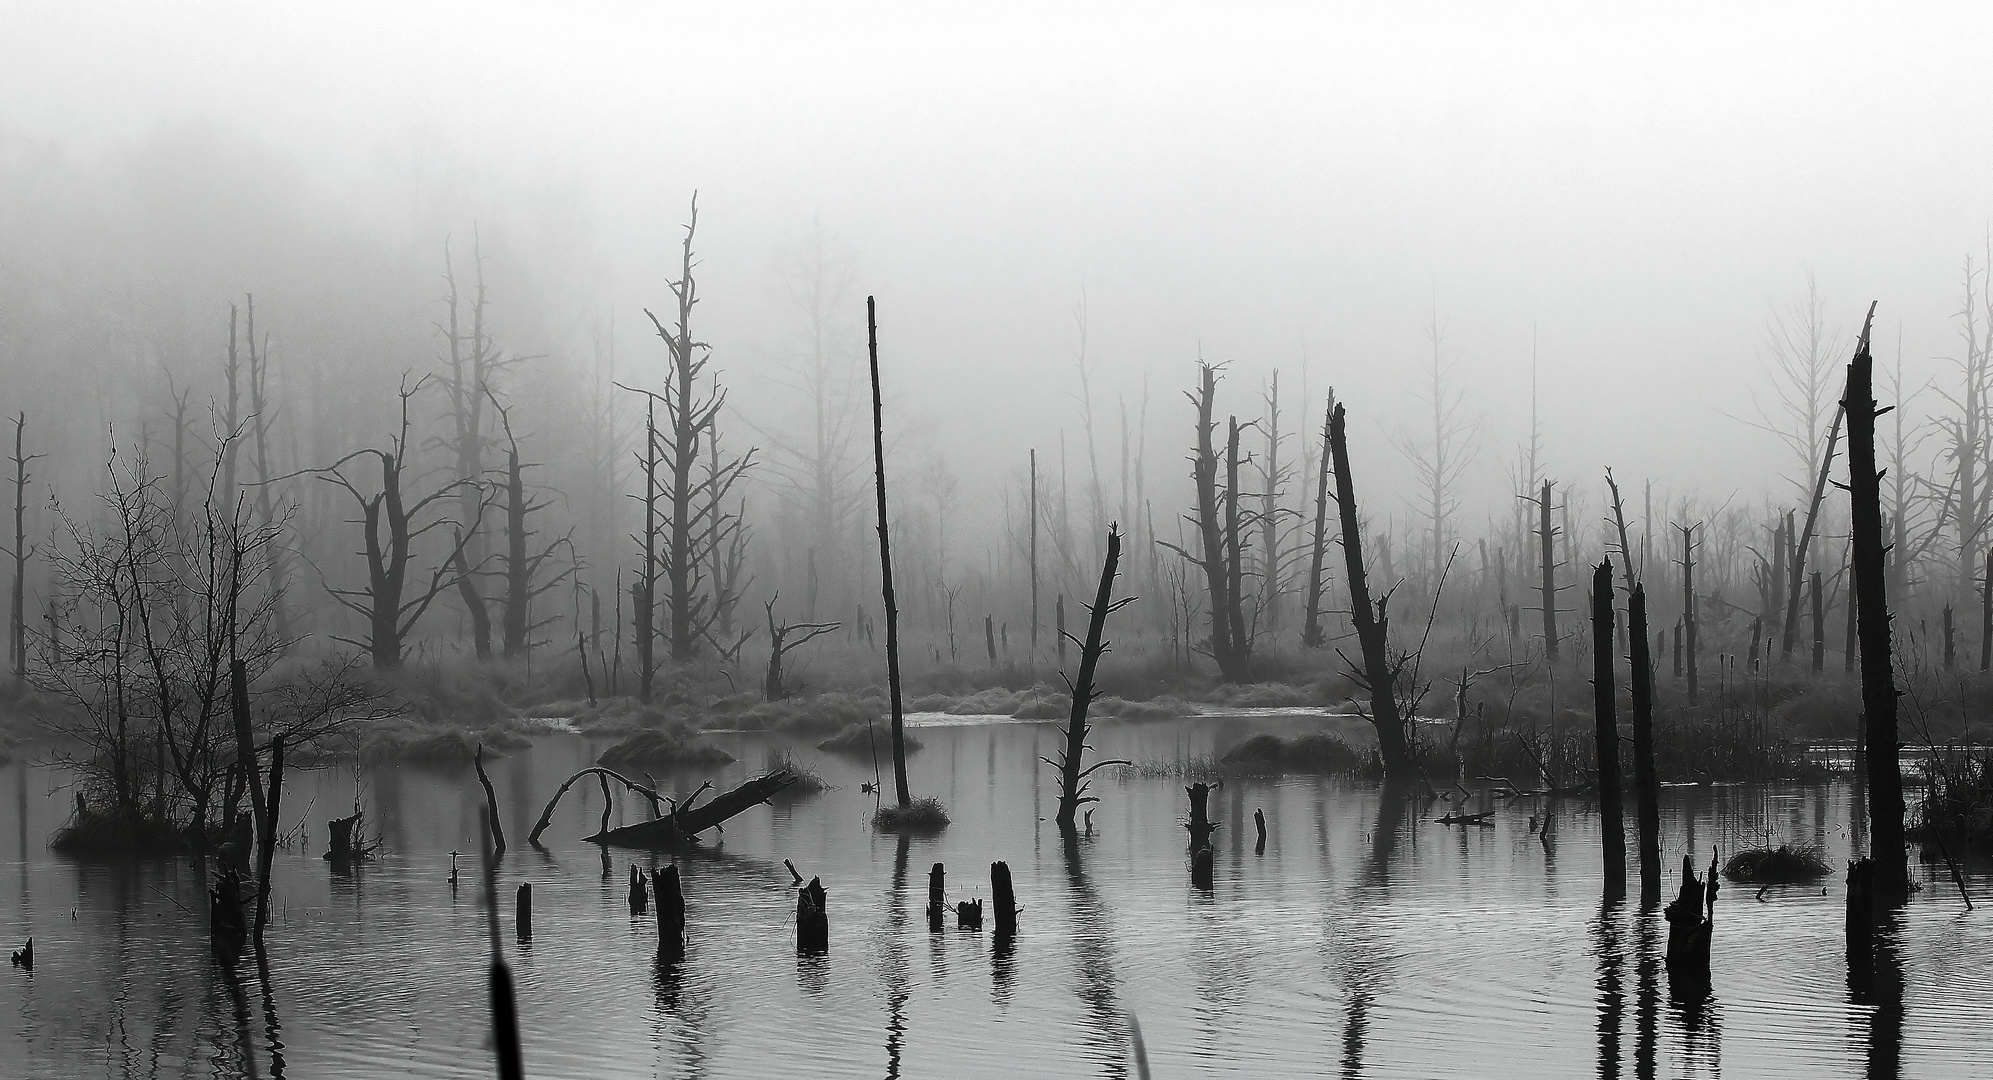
[656,865,686,961]
[1185,782,1219,850]
[1782,404,1845,660]
[1593,560,1625,900]
[475,744,506,857]
[1630,584,1662,907]
[992,861,1017,939]
[928,862,945,932]
[796,877,828,955]
[1328,402,1413,779]
[1302,393,1335,649]
[585,770,799,848]
[1845,302,1910,906]
[628,865,648,916]
[1539,480,1559,660]
[1664,852,1718,990]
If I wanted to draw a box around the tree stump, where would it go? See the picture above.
[516,883,533,943]
[796,876,828,955]
[209,864,247,966]
[1254,807,1267,855]
[8,938,29,971]
[1192,844,1215,890]
[1185,783,1219,850]
[1846,857,1874,980]
[1664,853,1717,990]
[325,813,360,863]
[656,865,685,961]
[957,898,983,930]
[628,865,649,916]
[991,861,1017,940]
[927,862,945,933]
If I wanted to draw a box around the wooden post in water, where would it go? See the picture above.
[1592,560,1625,899]
[1185,783,1218,850]
[515,883,533,943]
[1811,571,1825,672]
[956,898,983,930]
[992,862,1017,939]
[927,863,945,933]
[1191,844,1214,890]
[1254,807,1267,855]
[628,865,649,916]
[656,866,685,961]
[796,876,828,955]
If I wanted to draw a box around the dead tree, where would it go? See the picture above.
[1029,448,1040,649]
[1782,403,1844,660]
[1394,312,1481,595]
[318,378,489,668]
[1048,526,1134,833]
[1845,302,1910,906]
[868,296,912,809]
[1301,393,1335,649]
[485,391,573,660]
[641,195,755,664]
[1592,560,1625,899]
[763,596,839,701]
[1328,402,1413,779]
[1526,480,1563,660]
[1678,523,1700,704]
[437,239,515,659]
[243,300,291,645]
[6,413,38,680]
[1169,363,1250,681]
[630,394,661,700]
[1630,583,1661,906]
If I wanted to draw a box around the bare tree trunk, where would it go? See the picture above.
[1783,406,1845,659]
[1845,302,1909,905]
[1328,403,1411,779]
[1539,481,1559,660]
[1302,395,1334,649]
[1592,561,1625,899]
[1054,527,1130,832]
[1630,584,1661,906]
[636,398,659,701]
[1811,570,1825,672]
[1223,416,1249,674]
[868,297,911,808]
[1029,448,1039,651]
[1680,523,1699,705]
[1188,364,1247,681]
[9,413,34,681]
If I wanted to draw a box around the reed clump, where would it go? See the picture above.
[1220,731,1364,775]
[1721,843,1829,883]
[596,723,735,767]
[872,797,950,831]
[1911,747,1993,849]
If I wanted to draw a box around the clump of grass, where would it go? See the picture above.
[1911,747,1993,848]
[946,688,1026,715]
[764,749,830,796]
[1010,692,1070,719]
[357,721,482,763]
[1220,731,1364,775]
[1111,755,1223,780]
[817,723,923,757]
[1095,696,1189,721]
[1721,844,1830,883]
[1200,682,1323,710]
[596,723,736,767]
[872,797,950,832]
[50,799,186,856]
[729,691,887,735]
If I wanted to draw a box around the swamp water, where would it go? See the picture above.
[2,713,1989,1078]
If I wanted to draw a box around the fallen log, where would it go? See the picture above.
[585,769,800,848]
[1437,811,1495,826]
[525,767,666,847]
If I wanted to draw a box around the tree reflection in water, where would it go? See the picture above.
[1062,831,1130,1079]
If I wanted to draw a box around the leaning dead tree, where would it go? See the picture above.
[1844,301,1911,906]
[1328,401,1413,780]
[640,194,756,664]
[868,296,914,812]
[763,596,838,701]
[1301,391,1335,649]
[1781,402,1844,660]
[317,378,490,668]
[1049,526,1134,833]
[524,766,796,849]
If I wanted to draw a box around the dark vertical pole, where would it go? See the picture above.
[1844,302,1909,906]
[868,297,911,808]
[1540,480,1559,660]
[1302,396,1334,649]
[1592,561,1625,899]
[1981,549,1992,671]
[1029,449,1039,651]
[1811,570,1825,672]
[1630,585,1661,906]
[1681,525,1699,705]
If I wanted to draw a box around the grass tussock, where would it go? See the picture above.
[763,749,829,795]
[1722,844,1830,883]
[817,723,922,757]
[1094,695,1189,721]
[872,797,950,832]
[596,723,735,768]
[1220,731,1365,775]
[50,801,187,857]
[1198,682,1327,710]
[1111,755,1224,780]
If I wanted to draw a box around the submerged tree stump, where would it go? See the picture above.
[1185,783,1219,850]
[516,883,533,943]
[992,861,1017,939]
[1254,808,1267,855]
[796,877,828,956]
[1664,852,1718,989]
[324,812,371,864]
[628,865,649,916]
[1846,857,1874,980]
[957,898,983,930]
[1192,844,1215,890]
[927,863,945,933]
[656,865,685,962]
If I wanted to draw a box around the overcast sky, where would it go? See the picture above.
[7,1,1993,531]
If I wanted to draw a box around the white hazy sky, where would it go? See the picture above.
[7,1,1993,529]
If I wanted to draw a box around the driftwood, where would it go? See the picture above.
[585,770,799,848]
[1437,810,1495,826]
[524,767,667,846]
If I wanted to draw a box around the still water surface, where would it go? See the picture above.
[2,714,1988,1078]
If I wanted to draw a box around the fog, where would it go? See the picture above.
[5,1,1993,616]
